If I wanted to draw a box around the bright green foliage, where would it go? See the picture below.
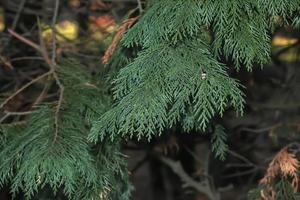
[89,0,300,142]
[122,0,299,69]
[90,37,244,141]
[211,125,228,161]
[0,60,132,200]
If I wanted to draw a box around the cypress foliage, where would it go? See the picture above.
[1,0,300,199]
[0,60,132,199]
[88,0,300,198]
[89,0,299,142]
[211,125,228,161]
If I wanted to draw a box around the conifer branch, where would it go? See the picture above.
[2,1,300,199]
[7,28,65,143]
[0,59,132,199]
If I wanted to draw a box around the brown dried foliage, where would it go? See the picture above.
[102,17,139,64]
[259,147,300,200]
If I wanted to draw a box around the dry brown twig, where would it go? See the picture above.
[102,16,139,64]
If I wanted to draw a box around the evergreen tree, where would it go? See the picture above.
[0,60,132,199]
[0,0,300,199]
[90,0,299,150]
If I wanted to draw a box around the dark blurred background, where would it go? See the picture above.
[0,0,300,200]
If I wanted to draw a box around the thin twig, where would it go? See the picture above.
[0,121,27,127]
[8,28,55,70]
[37,18,65,143]
[2,0,27,48]
[130,155,149,174]
[228,150,256,167]
[4,111,34,115]
[225,163,256,168]
[223,168,259,178]
[51,0,60,64]
[0,71,52,109]
[11,0,27,30]
[8,27,65,143]
[36,19,57,69]
[158,156,220,200]
[10,56,44,62]
[0,113,9,124]
[137,0,143,13]
[32,82,52,106]
[53,87,64,143]
[8,29,42,52]
[0,111,34,123]
[0,56,13,69]
[239,123,282,134]
[184,144,218,195]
